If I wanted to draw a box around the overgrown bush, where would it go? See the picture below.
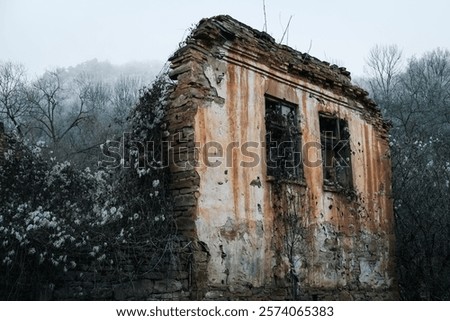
[0,73,176,299]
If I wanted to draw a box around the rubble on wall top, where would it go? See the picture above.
[172,15,379,114]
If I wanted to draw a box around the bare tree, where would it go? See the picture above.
[111,75,143,127]
[365,45,403,107]
[74,72,111,115]
[397,48,450,136]
[27,69,94,148]
[0,62,28,138]
[27,70,63,144]
[64,73,113,165]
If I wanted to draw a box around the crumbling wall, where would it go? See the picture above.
[40,240,192,300]
[165,36,223,299]
[165,15,398,300]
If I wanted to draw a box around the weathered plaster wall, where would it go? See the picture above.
[167,15,397,300]
[193,61,396,299]
[195,62,271,288]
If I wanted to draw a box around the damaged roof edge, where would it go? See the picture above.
[171,14,381,117]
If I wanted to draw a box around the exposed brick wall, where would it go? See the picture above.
[50,239,194,300]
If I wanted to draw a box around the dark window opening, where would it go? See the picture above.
[319,114,352,189]
[265,96,301,179]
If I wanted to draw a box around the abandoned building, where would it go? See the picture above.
[165,15,398,300]
[0,15,398,300]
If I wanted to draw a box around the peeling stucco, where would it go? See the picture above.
[166,15,397,300]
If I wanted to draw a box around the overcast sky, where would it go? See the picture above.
[1,0,449,78]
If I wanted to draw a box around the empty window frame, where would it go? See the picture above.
[265,96,301,179]
[319,114,352,188]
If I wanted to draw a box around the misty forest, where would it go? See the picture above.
[0,45,449,300]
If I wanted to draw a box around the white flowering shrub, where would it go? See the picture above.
[109,72,177,269]
[0,73,176,299]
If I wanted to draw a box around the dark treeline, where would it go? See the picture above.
[360,46,450,300]
[0,59,162,168]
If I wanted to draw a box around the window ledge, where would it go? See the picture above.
[323,183,342,192]
[266,176,307,187]
[323,183,357,201]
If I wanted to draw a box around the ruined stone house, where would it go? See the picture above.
[166,15,397,300]
[0,15,397,300]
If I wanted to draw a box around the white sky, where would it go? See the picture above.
[1,0,449,78]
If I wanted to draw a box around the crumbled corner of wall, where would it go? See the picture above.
[164,36,231,298]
